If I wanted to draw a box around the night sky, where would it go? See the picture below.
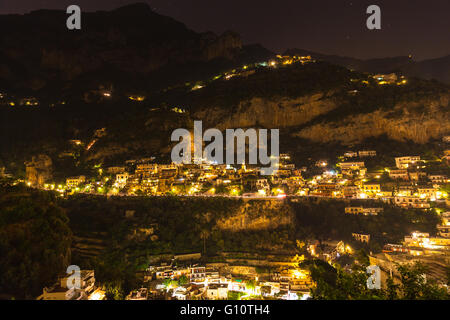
[1,0,449,61]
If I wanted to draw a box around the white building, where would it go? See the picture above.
[66,176,86,188]
[339,162,365,170]
[115,172,129,188]
[206,283,228,300]
[190,266,206,283]
[344,151,358,158]
[395,156,420,169]
[37,270,96,300]
[393,196,430,208]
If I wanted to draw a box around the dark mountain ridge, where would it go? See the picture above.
[285,48,450,84]
[1,2,448,98]
[0,3,244,93]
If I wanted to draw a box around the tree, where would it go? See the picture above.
[104,281,124,300]
[200,229,210,256]
[394,262,449,300]
[178,275,188,286]
[446,267,450,286]
[385,276,400,300]
[0,187,72,299]
[245,279,256,291]
[303,258,449,300]
[162,278,172,288]
[261,286,271,296]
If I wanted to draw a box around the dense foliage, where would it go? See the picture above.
[291,198,440,252]
[302,252,449,300]
[0,186,72,299]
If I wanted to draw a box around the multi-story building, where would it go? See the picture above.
[66,176,86,189]
[115,172,129,188]
[38,270,96,300]
[25,154,53,187]
[393,196,430,208]
[190,266,206,284]
[362,183,381,195]
[397,186,415,197]
[437,225,450,238]
[135,163,158,176]
[206,283,228,300]
[358,150,377,157]
[395,156,420,169]
[343,186,359,198]
[404,231,450,252]
[352,233,370,243]
[409,171,427,181]
[158,164,178,171]
[315,183,338,197]
[428,175,447,184]
[154,264,174,279]
[417,187,437,200]
[363,207,383,215]
[388,169,409,180]
[107,166,125,174]
[345,207,364,214]
[345,207,382,216]
[256,178,270,195]
[339,162,365,170]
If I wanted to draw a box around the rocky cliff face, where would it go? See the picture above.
[202,31,242,61]
[294,93,450,144]
[193,91,449,145]
[216,200,293,231]
[194,92,337,129]
[37,30,242,81]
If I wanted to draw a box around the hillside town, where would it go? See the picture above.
[36,224,450,300]
[9,137,449,300]
[1,0,450,310]
[18,138,450,207]
[2,52,448,300]
[36,252,315,300]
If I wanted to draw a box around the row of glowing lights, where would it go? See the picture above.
[30,177,447,201]
[101,56,313,100]
[26,158,446,199]
[4,59,400,109]
[33,182,112,195]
